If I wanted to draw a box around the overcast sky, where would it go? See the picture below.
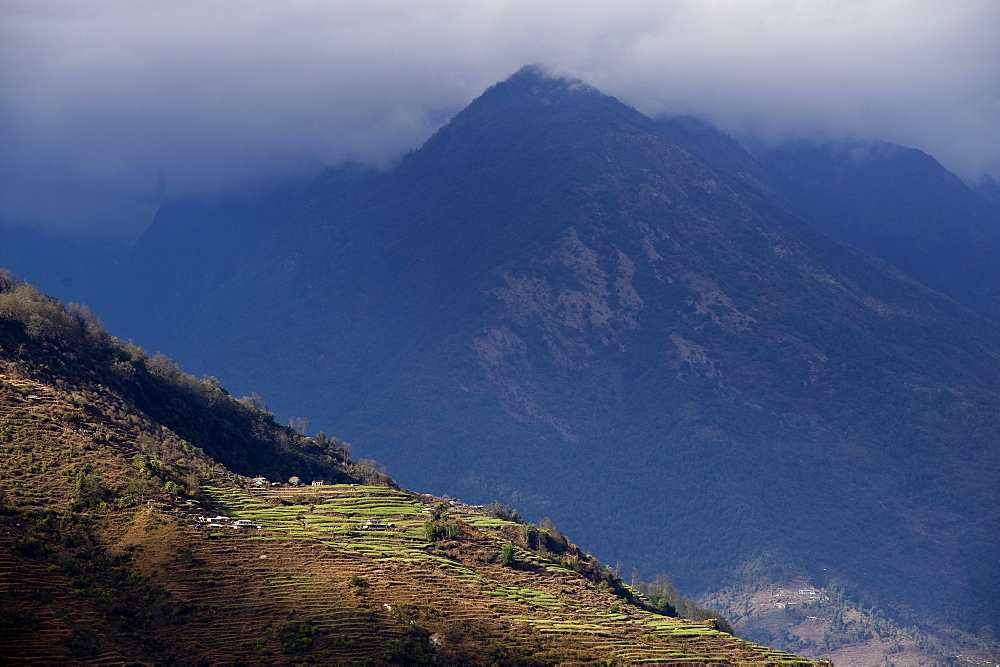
[2,0,999,238]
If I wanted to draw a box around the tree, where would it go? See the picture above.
[288,417,309,436]
[499,543,516,566]
[240,392,269,412]
[538,517,566,542]
[349,459,388,485]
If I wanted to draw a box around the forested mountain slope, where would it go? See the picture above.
[73,68,1000,661]
[754,140,1000,323]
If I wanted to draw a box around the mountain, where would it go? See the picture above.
[753,140,1000,324]
[0,225,130,312]
[0,274,826,664]
[972,174,1000,209]
[27,67,1000,662]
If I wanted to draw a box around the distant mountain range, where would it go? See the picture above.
[3,66,999,661]
[753,139,1000,323]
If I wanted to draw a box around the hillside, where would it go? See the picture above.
[82,67,1000,662]
[0,274,825,664]
[753,140,1000,324]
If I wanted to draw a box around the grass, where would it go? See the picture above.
[200,485,469,571]
[107,479,826,662]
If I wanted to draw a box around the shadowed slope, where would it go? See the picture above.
[94,68,1000,660]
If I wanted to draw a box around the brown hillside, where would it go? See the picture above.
[0,369,821,664]
[0,277,822,664]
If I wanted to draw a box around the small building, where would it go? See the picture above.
[311,480,325,487]
[252,477,268,486]
[360,518,395,530]
[232,519,260,530]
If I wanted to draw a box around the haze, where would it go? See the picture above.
[2,0,998,237]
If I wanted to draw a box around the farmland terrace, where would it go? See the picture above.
[0,364,823,664]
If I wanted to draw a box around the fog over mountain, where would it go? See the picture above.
[87,68,1000,661]
[2,0,999,237]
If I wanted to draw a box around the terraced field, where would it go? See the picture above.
[0,359,821,663]
[164,482,822,664]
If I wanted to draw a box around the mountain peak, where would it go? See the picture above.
[396,65,645,180]
[501,64,596,94]
[473,64,607,112]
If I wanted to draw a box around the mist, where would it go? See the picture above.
[2,0,998,238]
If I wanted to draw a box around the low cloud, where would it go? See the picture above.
[2,0,998,236]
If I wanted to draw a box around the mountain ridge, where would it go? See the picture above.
[6,67,1000,662]
[753,138,1000,323]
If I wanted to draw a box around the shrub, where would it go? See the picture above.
[424,520,462,541]
[484,501,522,523]
[383,625,434,664]
[499,543,516,566]
[162,481,183,496]
[280,620,317,654]
[113,494,140,508]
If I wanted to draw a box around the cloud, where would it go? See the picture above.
[2,0,998,236]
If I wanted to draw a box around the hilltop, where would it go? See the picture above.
[0,273,821,664]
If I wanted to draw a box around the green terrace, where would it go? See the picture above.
[196,483,815,664]
[200,484,449,560]
[199,485,530,582]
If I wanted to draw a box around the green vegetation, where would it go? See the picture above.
[280,620,318,655]
[634,574,732,632]
[424,519,462,541]
[499,543,517,566]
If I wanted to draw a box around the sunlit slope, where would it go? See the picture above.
[0,275,818,664]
